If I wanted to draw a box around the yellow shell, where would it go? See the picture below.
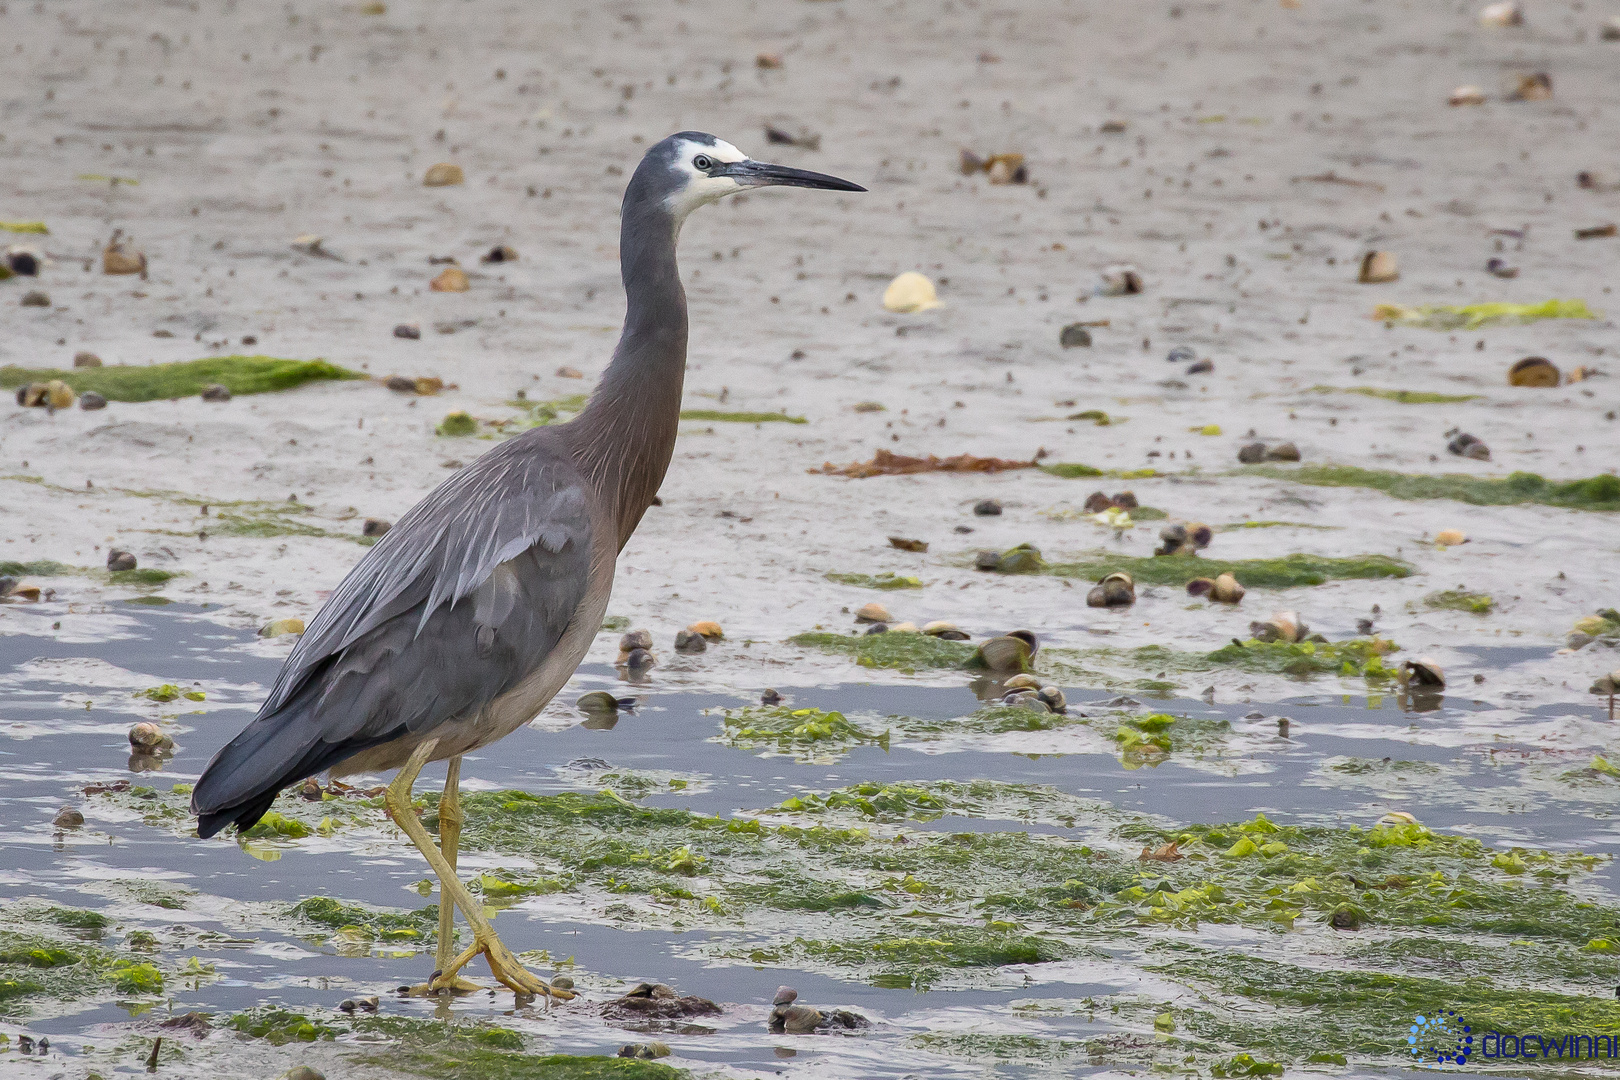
[687,620,724,640]
[431,266,470,292]
[1358,250,1399,284]
[423,162,465,187]
[887,621,920,633]
[854,601,892,624]
[45,380,75,409]
[1212,572,1245,604]
[1434,528,1467,546]
[1449,85,1486,106]
[261,617,306,638]
[882,271,942,313]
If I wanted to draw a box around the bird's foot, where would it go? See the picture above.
[439,928,575,1002]
[404,972,481,997]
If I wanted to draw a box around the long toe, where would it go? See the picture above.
[482,936,574,1001]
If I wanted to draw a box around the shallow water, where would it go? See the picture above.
[2,604,1618,1078]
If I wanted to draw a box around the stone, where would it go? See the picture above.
[673,628,707,654]
[1237,442,1266,464]
[480,244,518,263]
[73,351,102,367]
[1264,441,1300,462]
[107,549,137,572]
[20,289,50,307]
[200,383,232,402]
[973,498,1003,516]
[53,807,84,828]
[79,390,108,410]
[423,162,465,186]
[393,323,422,339]
[1059,323,1092,348]
[362,518,392,537]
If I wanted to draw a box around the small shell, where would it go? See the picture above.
[782,1004,823,1034]
[972,634,1034,673]
[1059,323,1093,348]
[431,266,470,292]
[1512,72,1552,101]
[773,985,797,1006]
[260,618,306,638]
[1478,0,1522,25]
[106,550,137,572]
[128,722,173,754]
[888,536,928,552]
[1237,442,1267,465]
[1378,810,1419,826]
[44,380,75,410]
[882,271,942,313]
[1083,491,1114,514]
[984,153,1028,185]
[854,601,892,624]
[687,620,724,640]
[864,623,889,635]
[1435,529,1468,546]
[79,391,108,411]
[1211,573,1245,604]
[923,620,970,640]
[1264,442,1300,462]
[887,621,920,633]
[959,149,986,175]
[1447,432,1490,459]
[619,629,653,652]
[1036,685,1066,713]
[52,807,84,828]
[1112,492,1138,509]
[1088,572,1135,608]
[673,629,707,654]
[1589,671,1620,695]
[1449,85,1487,106]
[1357,250,1399,284]
[1003,673,1043,691]
[760,688,783,705]
[621,647,655,669]
[1402,657,1445,688]
[1186,577,1215,597]
[1003,689,1050,712]
[102,235,147,277]
[1097,265,1143,296]
[423,162,465,187]
[1508,356,1559,387]
[973,499,1003,516]
[576,691,621,713]
[74,351,102,368]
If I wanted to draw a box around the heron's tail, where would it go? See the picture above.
[191,699,402,838]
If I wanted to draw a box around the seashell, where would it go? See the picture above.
[200,383,231,403]
[1252,611,1306,644]
[782,1004,824,1034]
[260,618,306,638]
[74,351,103,368]
[1083,491,1114,514]
[1379,811,1418,826]
[1512,72,1552,101]
[1478,0,1522,25]
[621,647,654,669]
[997,543,1044,573]
[1003,689,1050,712]
[984,153,1028,185]
[882,271,942,313]
[773,985,797,1006]
[618,1042,672,1059]
[423,162,465,187]
[959,149,986,175]
[863,623,889,635]
[431,266,470,292]
[20,289,50,307]
[79,391,107,411]
[761,688,783,705]
[973,498,1003,516]
[887,621,920,633]
[1486,257,1518,278]
[971,632,1036,673]
[1604,15,1620,39]
[1434,529,1467,546]
[1264,442,1300,462]
[1446,432,1489,460]
[1186,359,1214,375]
[974,550,1003,571]
[1186,577,1215,597]
[1237,442,1267,465]
[37,379,74,410]
[688,620,723,640]
[102,231,147,277]
[1402,657,1445,688]
[888,536,928,553]
[755,52,784,68]
[1212,572,1245,604]
[1112,491,1138,509]
[1097,265,1143,296]
[1167,346,1196,364]
[673,629,707,654]
[1449,85,1487,106]
[1036,685,1066,713]
[1507,356,1559,387]
[5,245,41,275]
[128,722,174,754]
[1003,673,1043,691]
[1059,323,1092,348]
[9,585,41,602]
[576,691,621,713]
[52,807,84,828]
[106,549,137,572]
[1357,250,1399,284]
[619,629,654,652]
[854,601,892,624]
[414,376,445,395]
[362,518,392,538]
[1590,671,1620,695]
[923,620,970,640]
[394,323,422,340]
[480,244,518,264]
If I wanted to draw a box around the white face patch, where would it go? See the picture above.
[664,137,750,226]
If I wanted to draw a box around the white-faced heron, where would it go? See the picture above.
[191,132,865,999]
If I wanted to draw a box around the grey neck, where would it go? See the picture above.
[571,191,688,550]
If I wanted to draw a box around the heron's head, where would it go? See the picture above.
[636,131,865,229]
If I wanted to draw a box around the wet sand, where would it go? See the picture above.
[3,0,1618,701]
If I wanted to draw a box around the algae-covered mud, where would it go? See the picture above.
[5,605,1620,1078]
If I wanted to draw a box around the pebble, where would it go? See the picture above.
[384,375,417,392]
[1058,323,1092,348]
[1237,442,1266,464]
[620,629,654,652]
[53,807,84,828]
[200,383,232,402]
[261,618,306,638]
[882,271,942,313]
[20,289,50,307]
[128,722,174,754]
[854,601,892,624]
[362,518,392,537]
[1186,359,1214,375]
[1512,72,1552,101]
[556,366,584,378]
[621,647,654,669]
[423,162,465,186]
[73,351,103,367]
[106,549,137,572]
[431,266,470,292]
[393,323,422,339]
[1357,250,1399,283]
[79,390,108,410]
[550,975,574,989]
[1604,15,1620,39]
[863,623,889,635]
[1166,346,1196,364]
[673,628,707,654]
[973,498,1003,516]
[1486,257,1518,278]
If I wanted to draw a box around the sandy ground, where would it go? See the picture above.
[2,0,1619,708]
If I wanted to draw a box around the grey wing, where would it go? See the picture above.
[193,431,592,835]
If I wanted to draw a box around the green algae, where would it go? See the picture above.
[136,683,204,702]
[791,630,977,672]
[106,960,163,994]
[0,356,362,402]
[0,559,74,577]
[1202,637,1399,679]
[679,408,806,424]
[1029,551,1413,589]
[1246,464,1620,512]
[1039,462,1104,478]
[228,1006,341,1044]
[824,571,923,590]
[288,897,438,943]
[752,928,1071,989]
[1113,713,1233,766]
[718,706,890,759]
[210,500,356,541]
[1424,589,1494,614]
[1309,385,1481,404]
[1373,298,1598,329]
[436,409,478,437]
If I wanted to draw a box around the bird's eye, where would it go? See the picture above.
[693,154,713,171]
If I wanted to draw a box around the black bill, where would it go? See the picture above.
[715,159,867,192]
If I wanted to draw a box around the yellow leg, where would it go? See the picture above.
[412,756,478,995]
[385,741,573,1001]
